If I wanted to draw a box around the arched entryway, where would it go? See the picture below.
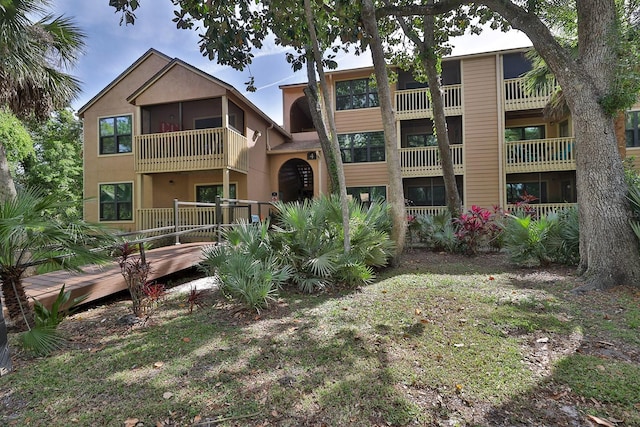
[278,158,314,202]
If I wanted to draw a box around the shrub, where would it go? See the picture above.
[271,195,393,292]
[454,205,501,255]
[114,242,151,317]
[546,207,580,265]
[503,214,556,267]
[409,211,460,252]
[201,220,291,311]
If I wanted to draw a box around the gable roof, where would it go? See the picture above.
[77,48,172,116]
[126,57,289,138]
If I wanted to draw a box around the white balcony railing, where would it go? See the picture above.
[506,203,577,218]
[134,127,248,174]
[400,144,464,177]
[395,85,463,120]
[505,137,575,173]
[503,77,557,111]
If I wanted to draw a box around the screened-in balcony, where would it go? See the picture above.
[505,137,575,173]
[395,85,463,120]
[503,77,557,111]
[400,145,464,177]
[134,127,248,174]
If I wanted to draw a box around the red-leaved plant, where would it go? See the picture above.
[454,205,501,255]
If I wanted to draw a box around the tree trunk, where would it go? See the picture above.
[0,143,17,203]
[474,0,640,289]
[0,303,11,375]
[303,0,351,253]
[1,269,34,331]
[362,0,407,263]
[422,10,462,217]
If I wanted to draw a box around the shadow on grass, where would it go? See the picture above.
[2,251,639,426]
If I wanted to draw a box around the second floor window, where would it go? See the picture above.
[100,115,132,154]
[626,111,640,147]
[338,131,385,163]
[336,78,379,111]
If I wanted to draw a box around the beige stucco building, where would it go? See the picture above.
[80,48,640,232]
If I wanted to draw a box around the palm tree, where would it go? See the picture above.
[0,0,85,200]
[0,0,85,375]
[0,188,113,331]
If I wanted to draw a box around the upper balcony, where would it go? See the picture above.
[134,127,248,174]
[505,137,575,173]
[503,77,556,111]
[400,145,464,177]
[395,85,463,120]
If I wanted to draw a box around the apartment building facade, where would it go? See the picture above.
[81,48,640,232]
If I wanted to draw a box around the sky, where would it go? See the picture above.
[54,0,532,126]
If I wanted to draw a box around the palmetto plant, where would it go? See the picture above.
[0,188,112,331]
[272,195,394,291]
[201,220,292,311]
[503,213,556,267]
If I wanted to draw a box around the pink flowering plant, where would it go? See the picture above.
[454,205,504,254]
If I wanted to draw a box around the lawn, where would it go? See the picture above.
[1,251,639,426]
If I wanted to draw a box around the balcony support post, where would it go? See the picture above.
[173,198,180,245]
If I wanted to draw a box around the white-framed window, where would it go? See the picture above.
[99,115,133,154]
[99,182,133,221]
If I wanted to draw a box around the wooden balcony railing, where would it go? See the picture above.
[395,85,463,120]
[400,144,464,177]
[406,205,449,218]
[506,203,577,218]
[134,127,248,174]
[503,77,557,111]
[505,137,575,173]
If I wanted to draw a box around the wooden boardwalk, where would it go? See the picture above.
[23,242,210,309]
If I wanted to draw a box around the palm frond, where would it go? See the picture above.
[20,326,65,356]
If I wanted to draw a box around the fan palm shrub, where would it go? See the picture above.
[0,188,113,331]
[272,195,394,292]
[503,213,556,267]
[200,220,292,311]
[546,206,580,265]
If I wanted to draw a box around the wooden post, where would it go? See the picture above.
[173,198,180,245]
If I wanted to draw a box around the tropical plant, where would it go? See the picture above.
[454,205,503,255]
[0,187,112,331]
[32,284,87,328]
[21,284,88,355]
[200,220,292,311]
[114,241,151,317]
[546,206,580,265]
[409,211,459,253]
[271,195,394,292]
[503,214,557,267]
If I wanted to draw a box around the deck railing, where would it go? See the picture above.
[505,137,575,173]
[400,145,464,177]
[395,85,463,120]
[503,77,557,111]
[134,127,248,174]
[506,203,577,218]
[406,205,449,218]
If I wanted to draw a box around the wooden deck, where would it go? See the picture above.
[22,242,210,309]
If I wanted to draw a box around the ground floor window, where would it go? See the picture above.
[407,185,446,206]
[505,125,545,142]
[347,186,386,204]
[506,182,547,204]
[196,184,237,203]
[99,183,133,221]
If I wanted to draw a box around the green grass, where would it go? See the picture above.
[1,253,639,426]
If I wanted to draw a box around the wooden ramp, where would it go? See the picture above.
[23,242,210,309]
